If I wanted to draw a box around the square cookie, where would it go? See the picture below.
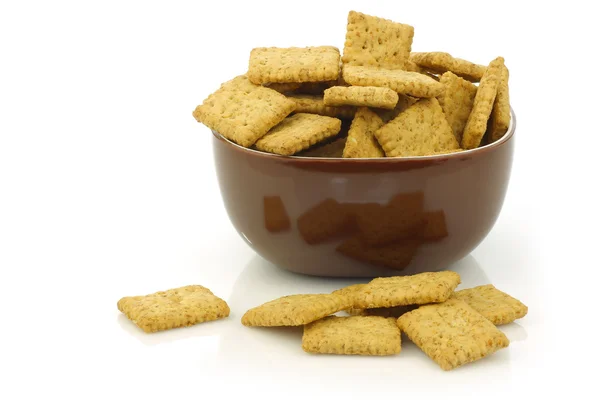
[117,285,230,333]
[452,284,528,325]
[192,75,296,147]
[248,46,341,84]
[241,293,351,327]
[354,271,461,308]
[397,299,510,370]
[302,316,401,355]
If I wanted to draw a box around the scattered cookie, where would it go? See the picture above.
[241,293,351,327]
[438,71,477,143]
[288,94,357,119]
[410,52,486,82]
[343,65,445,98]
[489,64,511,143]
[342,11,414,70]
[462,57,505,149]
[452,284,528,325]
[343,107,385,158]
[302,316,401,355]
[354,271,461,308]
[324,86,399,109]
[254,113,341,155]
[263,196,291,233]
[117,285,230,333]
[192,75,296,147]
[374,98,459,157]
[397,299,509,370]
[248,46,341,84]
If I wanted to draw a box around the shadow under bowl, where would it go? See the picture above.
[211,109,516,277]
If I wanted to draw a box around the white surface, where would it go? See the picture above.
[0,0,598,398]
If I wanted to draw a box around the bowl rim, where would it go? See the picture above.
[211,108,516,162]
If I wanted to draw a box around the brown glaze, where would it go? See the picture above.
[212,110,516,277]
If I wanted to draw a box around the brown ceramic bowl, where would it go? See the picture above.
[212,110,515,277]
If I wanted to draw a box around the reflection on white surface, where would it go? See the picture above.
[211,254,518,383]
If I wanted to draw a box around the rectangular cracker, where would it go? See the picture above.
[324,86,399,109]
[343,65,444,98]
[288,94,356,119]
[241,294,351,326]
[462,57,504,149]
[298,137,347,158]
[374,98,460,157]
[254,113,341,156]
[397,299,510,370]
[410,52,486,83]
[489,64,511,143]
[421,210,448,241]
[452,284,528,325]
[342,11,414,70]
[354,271,461,308]
[336,236,421,270]
[117,285,230,333]
[297,198,355,244]
[353,192,425,246]
[192,75,296,147]
[248,46,341,84]
[438,71,477,143]
[343,107,385,158]
[263,196,291,233]
[302,316,401,356]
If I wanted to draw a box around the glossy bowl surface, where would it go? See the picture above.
[212,110,515,277]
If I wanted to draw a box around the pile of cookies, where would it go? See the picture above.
[241,271,527,371]
[192,11,511,158]
[117,271,527,371]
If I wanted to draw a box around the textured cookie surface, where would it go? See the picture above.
[438,71,477,143]
[452,284,528,325]
[241,294,351,326]
[324,86,399,109]
[354,271,461,308]
[462,57,504,149]
[489,64,511,143]
[397,299,509,370]
[410,52,486,82]
[192,75,296,147]
[302,316,401,355]
[343,107,385,158]
[374,98,459,157]
[254,113,341,155]
[343,65,444,98]
[342,11,414,70]
[117,285,230,333]
[288,94,357,119]
[248,46,341,84]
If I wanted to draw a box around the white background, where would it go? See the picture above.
[1,0,598,398]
